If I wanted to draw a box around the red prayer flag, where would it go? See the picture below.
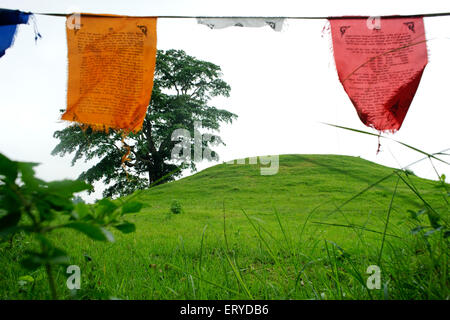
[329,17,428,132]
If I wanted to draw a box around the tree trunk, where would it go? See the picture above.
[144,119,159,187]
[148,166,152,186]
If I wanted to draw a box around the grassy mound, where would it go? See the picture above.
[1,154,448,299]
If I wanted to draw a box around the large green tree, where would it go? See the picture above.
[52,49,237,198]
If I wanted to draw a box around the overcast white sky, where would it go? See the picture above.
[0,0,449,202]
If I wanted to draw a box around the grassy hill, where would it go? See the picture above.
[1,154,448,299]
[137,153,439,226]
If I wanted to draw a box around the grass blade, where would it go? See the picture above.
[224,252,253,299]
[378,176,400,265]
[323,123,449,165]
[241,209,288,277]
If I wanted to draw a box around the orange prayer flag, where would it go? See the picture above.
[62,14,157,132]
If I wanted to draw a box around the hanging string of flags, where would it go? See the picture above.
[2,8,450,134]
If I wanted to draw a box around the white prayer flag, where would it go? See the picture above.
[197,18,285,32]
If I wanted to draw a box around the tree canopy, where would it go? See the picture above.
[52,49,237,198]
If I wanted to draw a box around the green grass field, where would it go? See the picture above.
[1,154,448,299]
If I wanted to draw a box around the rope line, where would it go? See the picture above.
[30,12,450,20]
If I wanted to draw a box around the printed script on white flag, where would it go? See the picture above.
[197,18,285,32]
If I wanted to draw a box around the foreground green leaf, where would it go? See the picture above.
[63,222,114,242]
[114,221,136,234]
[122,201,143,215]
